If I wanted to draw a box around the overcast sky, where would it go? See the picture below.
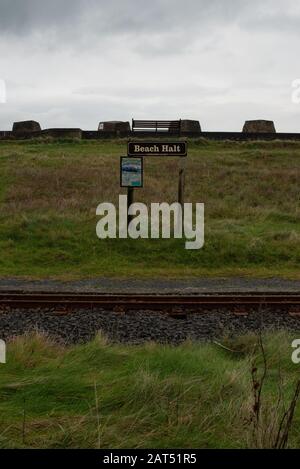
[0,0,299,131]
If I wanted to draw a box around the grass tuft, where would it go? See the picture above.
[0,331,300,448]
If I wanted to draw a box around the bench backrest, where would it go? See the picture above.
[132,120,181,132]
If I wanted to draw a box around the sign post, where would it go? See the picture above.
[178,157,186,212]
[121,141,188,228]
[127,140,188,214]
[127,187,134,226]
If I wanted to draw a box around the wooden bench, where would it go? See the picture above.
[132,119,181,134]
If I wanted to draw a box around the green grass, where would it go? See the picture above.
[0,138,299,279]
[1,331,300,448]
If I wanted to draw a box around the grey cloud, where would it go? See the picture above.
[72,83,230,99]
[0,0,298,56]
[0,0,284,37]
[0,0,85,33]
[0,0,299,132]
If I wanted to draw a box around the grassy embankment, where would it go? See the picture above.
[0,138,299,279]
[0,331,300,448]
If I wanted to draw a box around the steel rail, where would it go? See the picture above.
[0,292,299,311]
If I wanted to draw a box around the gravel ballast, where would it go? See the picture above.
[0,307,300,345]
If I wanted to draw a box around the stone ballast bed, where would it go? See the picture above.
[0,307,299,345]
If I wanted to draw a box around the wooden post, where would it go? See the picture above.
[178,157,186,218]
[127,187,134,228]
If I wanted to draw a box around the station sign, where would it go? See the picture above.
[128,141,187,157]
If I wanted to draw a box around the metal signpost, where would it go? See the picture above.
[121,141,188,227]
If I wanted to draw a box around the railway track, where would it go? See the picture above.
[0,292,299,315]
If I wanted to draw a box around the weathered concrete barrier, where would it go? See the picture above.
[98,121,131,135]
[200,131,298,141]
[41,128,82,139]
[12,120,41,134]
[180,119,201,135]
[243,120,276,133]
[0,131,13,140]
[83,130,129,139]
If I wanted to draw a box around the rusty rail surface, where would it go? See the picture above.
[0,292,299,313]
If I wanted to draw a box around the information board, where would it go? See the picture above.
[120,157,143,188]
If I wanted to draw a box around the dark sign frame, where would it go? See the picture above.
[120,156,144,188]
[128,141,187,157]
